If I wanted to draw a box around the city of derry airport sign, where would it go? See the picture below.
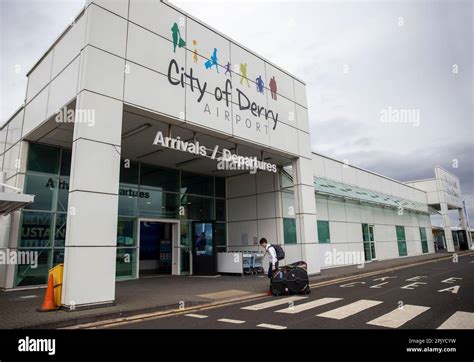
[152,131,278,173]
[167,59,279,132]
[166,20,283,136]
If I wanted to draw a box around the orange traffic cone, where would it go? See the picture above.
[37,274,59,312]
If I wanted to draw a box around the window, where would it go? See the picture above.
[27,143,60,174]
[215,222,227,251]
[180,194,214,220]
[216,199,226,221]
[24,174,57,211]
[396,225,408,256]
[282,191,294,217]
[140,164,179,192]
[119,160,139,185]
[19,212,53,248]
[181,171,214,197]
[215,177,226,198]
[118,185,139,216]
[317,220,330,243]
[283,218,297,244]
[139,189,179,218]
[15,249,51,287]
[419,227,428,254]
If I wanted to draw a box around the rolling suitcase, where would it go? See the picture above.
[270,261,311,296]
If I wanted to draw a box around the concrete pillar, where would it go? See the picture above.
[61,90,123,308]
[440,202,455,252]
[458,206,472,249]
[292,157,319,275]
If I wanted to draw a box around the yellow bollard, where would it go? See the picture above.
[49,263,64,307]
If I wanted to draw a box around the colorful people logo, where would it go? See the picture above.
[269,76,277,100]
[171,22,186,53]
[192,40,198,63]
[224,62,232,77]
[256,75,264,94]
[204,48,219,73]
[240,63,250,87]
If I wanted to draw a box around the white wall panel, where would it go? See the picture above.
[87,0,129,18]
[257,193,276,219]
[124,63,184,118]
[129,0,185,43]
[328,199,346,222]
[226,173,256,198]
[26,52,53,102]
[228,195,257,222]
[329,221,347,243]
[324,158,343,181]
[294,79,307,108]
[5,111,24,150]
[81,46,125,100]
[22,88,48,138]
[47,57,80,118]
[86,4,128,58]
[345,202,361,223]
[51,14,86,78]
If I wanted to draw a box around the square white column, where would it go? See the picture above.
[61,91,122,308]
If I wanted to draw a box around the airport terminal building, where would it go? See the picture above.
[0,0,471,308]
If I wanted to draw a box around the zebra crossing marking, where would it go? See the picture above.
[184,314,208,319]
[218,318,246,324]
[241,296,307,311]
[437,311,474,329]
[275,297,342,314]
[316,299,383,320]
[367,305,430,328]
[257,323,287,330]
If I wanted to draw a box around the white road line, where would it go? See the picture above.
[367,305,430,328]
[437,311,474,329]
[218,318,246,324]
[184,314,208,319]
[241,296,308,311]
[257,323,287,330]
[275,297,342,314]
[316,299,383,320]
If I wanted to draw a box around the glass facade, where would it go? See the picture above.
[15,143,227,286]
[419,227,429,254]
[280,170,297,244]
[15,143,68,287]
[396,225,408,257]
[317,220,330,243]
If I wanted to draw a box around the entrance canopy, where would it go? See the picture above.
[0,191,35,215]
[23,102,296,178]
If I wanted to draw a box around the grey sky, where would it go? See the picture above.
[1,0,472,222]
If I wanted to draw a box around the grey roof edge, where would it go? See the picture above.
[1,105,25,130]
[25,7,86,77]
[311,151,430,194]
[434,165,461,181]
[25,1,306,85]
[404,178,437,183]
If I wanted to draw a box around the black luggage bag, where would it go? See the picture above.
[270,261,311,296]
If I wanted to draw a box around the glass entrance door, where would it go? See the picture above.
[139,221,173,276]
[362,224,376,261]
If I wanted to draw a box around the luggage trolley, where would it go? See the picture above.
[252,252,264,274]
[242,252,254,275]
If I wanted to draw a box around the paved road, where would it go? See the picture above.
[106,254,474,329]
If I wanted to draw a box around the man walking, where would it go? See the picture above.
[259,238,278,278]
